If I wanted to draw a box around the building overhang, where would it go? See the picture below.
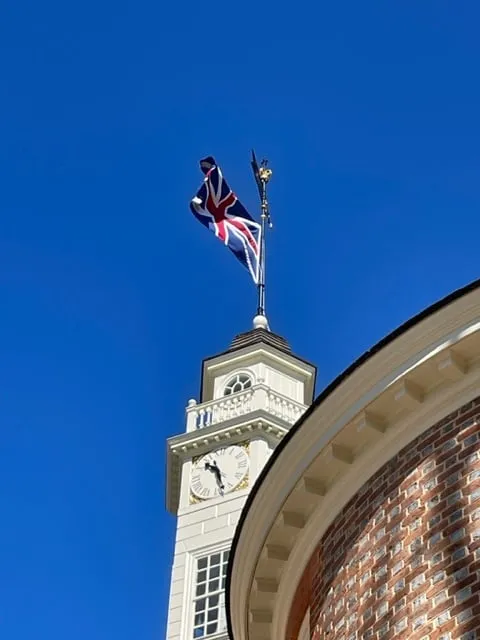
[226,279,480,640]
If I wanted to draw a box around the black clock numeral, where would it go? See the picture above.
[235,452,244,459]
[191,474,201,483]
[200,487,210,497]
[234,471,244,479]
[192,482,202,493]
[238,459,248,468]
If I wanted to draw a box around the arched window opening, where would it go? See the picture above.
[224,373,252,396]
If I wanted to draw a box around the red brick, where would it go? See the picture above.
[306,397,480,640]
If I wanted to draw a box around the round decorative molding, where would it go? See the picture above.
[227,282,480,640]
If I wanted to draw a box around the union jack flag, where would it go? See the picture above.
[190,156,261,284]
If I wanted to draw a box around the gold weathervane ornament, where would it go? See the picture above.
[258,166,273,183]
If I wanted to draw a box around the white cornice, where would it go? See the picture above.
[205,347,315,377]
[168,412,290,452]
[228,286,480,640]
[165,412,291,514]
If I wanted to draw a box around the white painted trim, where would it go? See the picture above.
[220,370,257,399]
[189,539,232,561]
[166,415,290,513]
[298,608,310,640]
[179,550,194,640]
[185,542,231,640]
[271,371,480,640]
[228,286,480,640]
[206,347,315,378]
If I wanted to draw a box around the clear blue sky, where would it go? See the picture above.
[1,0,479,638]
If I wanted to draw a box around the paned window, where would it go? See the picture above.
[224,374,252,396]
[193,550,229,638]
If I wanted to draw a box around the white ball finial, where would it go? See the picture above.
[253,314,269,330]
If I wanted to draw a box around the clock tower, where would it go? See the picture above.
[165,316,316,640]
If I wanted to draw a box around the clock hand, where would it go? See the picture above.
[213,464,225,489]
[205,461,225,490]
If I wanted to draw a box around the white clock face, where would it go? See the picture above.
[191,445,249,500]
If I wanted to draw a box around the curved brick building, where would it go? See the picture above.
[227,280,480,640]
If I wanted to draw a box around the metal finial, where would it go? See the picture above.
[259,166,273,183]
[250,150,273,319]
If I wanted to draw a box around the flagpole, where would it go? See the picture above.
[251,152,273,322]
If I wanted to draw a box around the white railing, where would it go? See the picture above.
[266,391,306,425]
[186,385,306,431]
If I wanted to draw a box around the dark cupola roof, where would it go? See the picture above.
[229,327,291,354]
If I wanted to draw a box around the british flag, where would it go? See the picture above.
[190,156,261,284]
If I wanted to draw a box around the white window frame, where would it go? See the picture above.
[187,543,230,640]
[223,372,253,397]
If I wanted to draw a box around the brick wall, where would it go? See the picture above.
[309,397,480,640]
